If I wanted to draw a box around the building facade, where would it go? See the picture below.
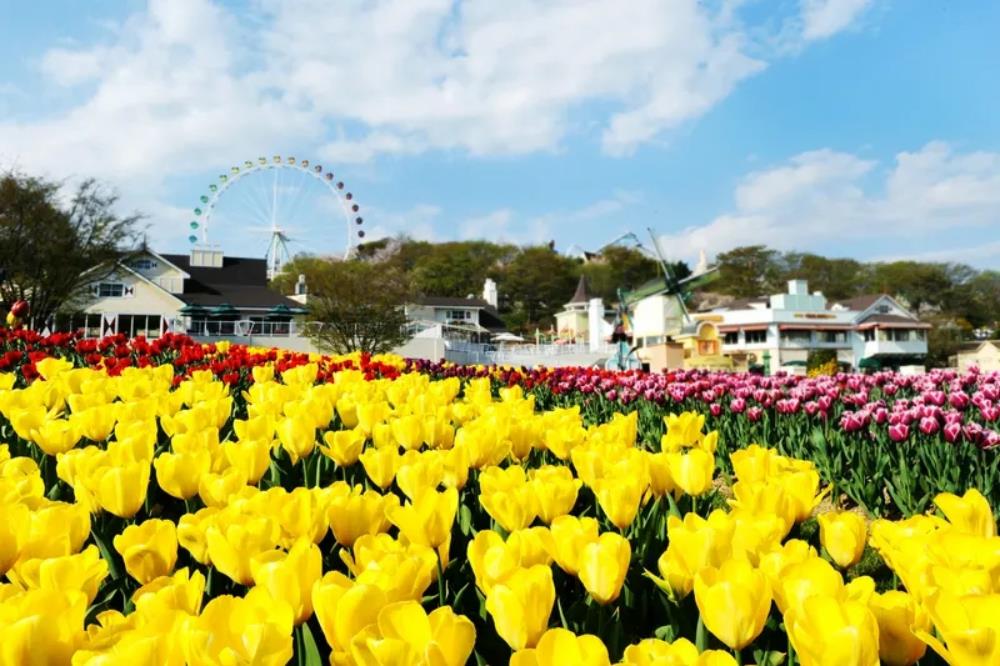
[56,247,307,343]
[707,280,929,371]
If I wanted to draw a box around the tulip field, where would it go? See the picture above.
[2,329,1000,665]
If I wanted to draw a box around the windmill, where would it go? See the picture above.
[604,229,719,370]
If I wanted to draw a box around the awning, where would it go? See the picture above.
[210,303,238,317]
[779,324,851,331]
[782,360,808,366]
[266,304,307,319]
[858,357,882,369]
[178,304,208,316]
[856,322,932,330]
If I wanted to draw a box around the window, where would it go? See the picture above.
[446,309,472,320]
[782,330,812,345]
[863,329,876,342]
[876,304,891,314]
[98,282,125,298]
[115,314,163,338]
[723,331,739,345]
[129,259,156,271]
[745,330,767,344]
[821,331,846,344]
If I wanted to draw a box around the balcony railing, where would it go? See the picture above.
[187,319,296,338]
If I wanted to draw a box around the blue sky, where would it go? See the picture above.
[2,0,999,267]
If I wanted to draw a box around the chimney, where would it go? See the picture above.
[483,278,498,308]
[787,279,809,296]
[295,274,308,296]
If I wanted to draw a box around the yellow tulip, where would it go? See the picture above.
[275,416,317,464]
[468,530,518,594]
[18,500,90,561]
[510,628,610,666]
[506,527,553,568]
[579,532,630,605]
[661,411,706,451]
[205,515,281,586]
[620,638,739,666]
[182,591,294,666]
[646,451,676,498]
[113,518,178,584]
[786,596,880,666]
[251,538,322,625]
[818,511,867,569]
[350,601,476,666]
[275,486,329,546]
[529,465,582,524]
[775,556,845,615]
[30,418,80,456]
[396,451,445,500]
[390,414,426,450]
[693,559,771,651]
[8,545,108,604]
[547,515,600,576]
[593,474,645,530]
[914,590,1000,665]
[650,511,735,601]
[312,571,388,655]
[177,507,220,565]
[222,438,272,485]
[320,427,366,467]
[90,459,150,518]
[481,483,539,533]
[360,444,400,490]
[71,405,118,442]
[781,470,831,523]
[666,449,715,497]
[758,539,817,601]
[132,567,206,617]
[327,485,398,548]
[485,564,556,651]
[197,466,248,508]
[934,488,996,538]
[0,588,88,665]
[0,501,28,575]
[386,487,458,565]
[154,450,212,501]
[868,590,929,666]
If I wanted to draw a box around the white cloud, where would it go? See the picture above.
[657,142,1000,266]
[0,0,875,184]
[800,0,873,41]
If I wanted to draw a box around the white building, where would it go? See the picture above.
[54,247,308,344]
[706,280,929,371]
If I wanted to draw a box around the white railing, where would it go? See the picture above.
[187,319,297,338]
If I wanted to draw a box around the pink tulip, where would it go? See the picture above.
[888,423,910,442]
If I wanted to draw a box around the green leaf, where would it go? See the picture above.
[297,623,323,666]
[654,625,676,642]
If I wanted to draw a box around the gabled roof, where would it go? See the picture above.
[158,253,302,311]
[830,294,886,311]
[135,249,190,278]
[568,275,591,304]
[415,296,491,308]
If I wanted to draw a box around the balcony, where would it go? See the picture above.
[863,339,927,357]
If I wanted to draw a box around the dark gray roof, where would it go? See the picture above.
[160,253,302,310]
[831,294,886,311]
[568,275,591,304]
[415,296,491,308]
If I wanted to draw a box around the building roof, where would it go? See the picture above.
[159,253,302,310]
[568,275,591,304]
[414,296,491,308]
[830,294,886,311]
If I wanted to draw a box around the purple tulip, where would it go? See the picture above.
[888,423,910,442]
[919,416,940,436]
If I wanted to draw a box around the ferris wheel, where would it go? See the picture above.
[188,155,366,278]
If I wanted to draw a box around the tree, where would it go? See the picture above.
[714,246,782,297]
[0,172,143,323]
[581,246,663,301]
[779,252,864,301]
[304,260,414,354]
[498,246,578,330]
[409,241,517,298]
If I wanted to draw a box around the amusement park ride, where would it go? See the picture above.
[603,229,719,371]
[189,155,367,279]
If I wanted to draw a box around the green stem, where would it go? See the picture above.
[734,649,743,666]
[436,552,446,607]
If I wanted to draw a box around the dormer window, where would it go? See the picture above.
[129,259,156,271]
[876,304,890,314]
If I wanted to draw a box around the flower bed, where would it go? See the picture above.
[0,331,997,664]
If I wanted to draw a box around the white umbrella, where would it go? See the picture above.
[493,332,526,343]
